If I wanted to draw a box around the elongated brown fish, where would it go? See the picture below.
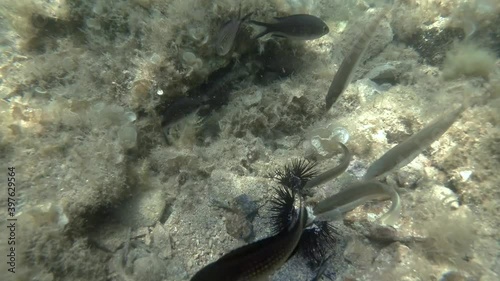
[363,105,465,180]
[250,14,329,40]
[190,192,307,281]
[325,9,388,110]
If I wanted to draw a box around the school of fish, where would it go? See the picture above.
[189,3,468,281]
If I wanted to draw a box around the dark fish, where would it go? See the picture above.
[325,9,388,110]
[160,60,248,127]
[190,190,307,281]
[250,14,329,40]
[215,11,253,56]
[363,105,465,180]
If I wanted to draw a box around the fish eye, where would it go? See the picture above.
[323,26,329,33]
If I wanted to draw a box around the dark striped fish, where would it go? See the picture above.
[190,191,307,281]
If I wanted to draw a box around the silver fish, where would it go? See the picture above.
[325,9,388,110]
[364,105,465,180]
[313,180,401,226]
[250,14,329,40]
[190,191,307,281]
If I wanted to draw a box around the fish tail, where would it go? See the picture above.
[250,20,272,39]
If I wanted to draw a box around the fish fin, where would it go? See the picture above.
[249,19,271,28]
[253,29,270,39]
[377,183,401,226]
[273,15,297,20]
[271,33,287,38]
[241,12,253,22]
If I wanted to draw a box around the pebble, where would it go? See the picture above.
[430,185,460,209]
[117,187,168,228]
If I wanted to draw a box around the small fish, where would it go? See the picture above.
[313,180,401,226]
[363,105,465,180]
[215,10,253,56]
[325,9,388,110]
[190,189,307,281]
[250,14,329,40]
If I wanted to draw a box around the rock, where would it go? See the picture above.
[403,27,465,65]
[365,62,414,85]
[430,185,460,209]
[165,257,188,280]
[133,255,168,281]
[89,223,130,252]
[364,19,394,62]
[365,224,399,243]
[117,187,168,228]
[373,242,412,266]
[18,202,68,228]
[230,194,258,221]
[355,78,390,103]
[225,212,255,242]
[440,271,466,281]
[344,238,378,267]
[222,194,258,242]
[152,223,173,259]
[365,63,398,83]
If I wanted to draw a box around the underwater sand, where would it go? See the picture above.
[0,0,499,280]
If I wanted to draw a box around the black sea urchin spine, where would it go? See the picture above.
[269,159,318,195]
[268,186,296,234]
[298,221,341,267]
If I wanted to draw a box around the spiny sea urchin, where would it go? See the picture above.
[268,159,318,195]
